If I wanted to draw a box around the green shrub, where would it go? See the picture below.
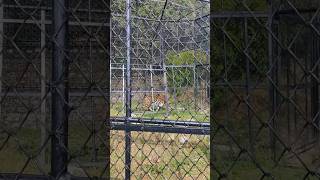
[166,50,207,88]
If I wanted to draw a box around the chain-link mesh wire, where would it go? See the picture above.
[0,0,110,179]
[0,0,210,179]
[111,0,210,179]
[8,0,320,179]
[211,0,320,179]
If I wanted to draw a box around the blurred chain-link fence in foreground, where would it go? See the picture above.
[211,0,320,179]
[0,0,210,179]
[0,0,110,179]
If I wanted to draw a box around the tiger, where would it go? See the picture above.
[143,94,166,112]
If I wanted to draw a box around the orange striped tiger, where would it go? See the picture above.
[143,94,166,111]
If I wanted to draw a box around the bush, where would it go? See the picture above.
[166,50,207,88]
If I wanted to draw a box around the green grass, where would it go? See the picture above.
[0,127,209,179]
[211,144,309,179]
[111,100,209,122]
[0,126,313,179]
[1,100,314,179]
[0,128,50,173]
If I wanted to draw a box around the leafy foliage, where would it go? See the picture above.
[166,50,207,88]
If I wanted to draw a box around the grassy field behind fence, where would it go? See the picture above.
[0,127,310,179]
[0,128,209,179]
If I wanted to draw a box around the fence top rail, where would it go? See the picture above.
[111,63,209,68]
[211,11,268,18]
[211,8,318,19]
[111,116,210,127]
[2,4,209,23]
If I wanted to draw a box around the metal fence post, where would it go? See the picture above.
[150,65,154,103]
[52,0,69,178]
[163,62,169,116]
[193,16,198,111]
[125,0,132,179]
[123,64,125,115]
[311,18,320,138]
[160,29,169,116]
[267,1,277,162]
[106,0,111,177]
[40,9,47,168]
[0,0,3,126]
[193,62,197,111]
[209,0,214,178]
[0,0,4,124]
[244,17,254,157]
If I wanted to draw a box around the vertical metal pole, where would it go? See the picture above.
[193,62,197,111]
[268,0,273,157]
[209,0,214,177]
[311,21,319,138]
[208,67,210,103]
[268,1,276,162]
[88,0,97,162]
[293,49,297,133]
[173,67,177,110]
[123,64,125,115]
[223,33,231,136]
[150,65,154,103]
[244,17,254,157]
[110,63,112,107]
[150,42,153,101]
[52,0,69,178]
[125,0,132,178]
[0,0,3,125]
[105,0,111,177]
[160,29,169,116]
[91,98,97,161]
[163,63,169,116]
[174,25,179,110]
[305,43,310,140]
[193,17,197,111]
[286,27,291,143]
[40,9,47,168]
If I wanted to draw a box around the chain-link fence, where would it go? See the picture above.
[111,0,210,179]
[211,0,320,179]
[5,0,320,179]
[0,0,110,179]
[0,0,210,179]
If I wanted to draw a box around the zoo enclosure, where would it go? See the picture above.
[110,0,210,179]
[4,0,320,179]
[0,0,210,179]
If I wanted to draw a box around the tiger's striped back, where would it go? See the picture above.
[143,94,166,111]
[143,95,153,111]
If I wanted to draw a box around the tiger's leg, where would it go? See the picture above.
[154,102,159,112]
[150,102,155,111]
